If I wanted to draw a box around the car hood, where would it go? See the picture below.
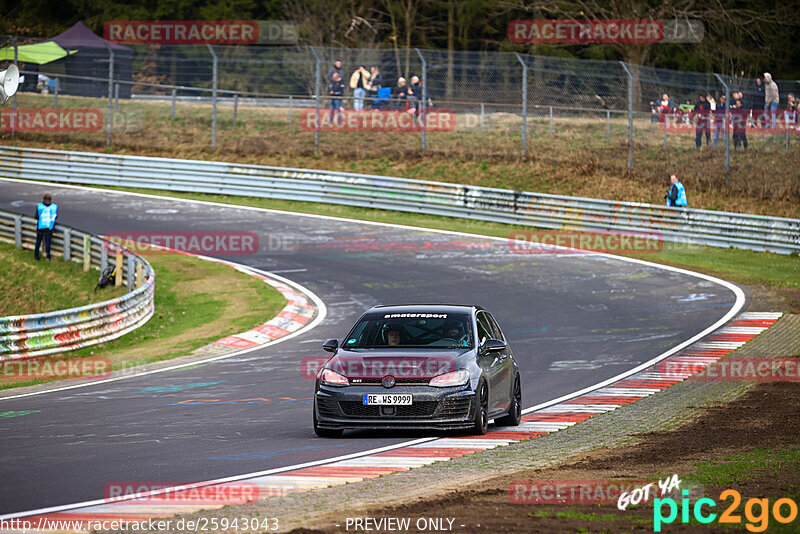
[327,348,472,380]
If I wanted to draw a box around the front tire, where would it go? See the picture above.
[496,375,521,427]
[313,401,343,438]
[471,381,489,435]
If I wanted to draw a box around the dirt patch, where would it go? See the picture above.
[297,381,800,533]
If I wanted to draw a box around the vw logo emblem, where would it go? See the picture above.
[382,375,396,388]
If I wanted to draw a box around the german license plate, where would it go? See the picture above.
[363,394,412,405]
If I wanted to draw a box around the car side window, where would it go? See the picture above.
[485,313,505,341]
[476,312,493,347]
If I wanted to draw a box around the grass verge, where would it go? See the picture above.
[0,240,126,316]
[1,251,287,390]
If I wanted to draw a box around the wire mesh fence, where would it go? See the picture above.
[1,37,797,175]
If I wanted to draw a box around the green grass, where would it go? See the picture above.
[70,184,800,294]
[688,447,800,489]
[0,240,126,316]
[1,252,287,389]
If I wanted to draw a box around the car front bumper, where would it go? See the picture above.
[315,384,476,430]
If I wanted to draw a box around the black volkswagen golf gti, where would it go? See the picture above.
[313,305,522,437]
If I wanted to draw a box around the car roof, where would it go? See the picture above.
[367,304,482,315]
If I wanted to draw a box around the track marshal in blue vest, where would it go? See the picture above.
[35,193,58,260]
[665,174,687,207]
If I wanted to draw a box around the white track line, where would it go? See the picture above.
[0,176,746,520]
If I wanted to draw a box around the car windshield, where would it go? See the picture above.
[342,312,474,350]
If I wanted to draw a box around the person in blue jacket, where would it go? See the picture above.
[665,175,687,207]
[35,193,58,260]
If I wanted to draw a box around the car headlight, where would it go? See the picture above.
[429,369,469,387]
[320,368,349,387]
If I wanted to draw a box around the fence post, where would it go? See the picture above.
[207,44,218,149]
[103,42,115,147]
[114,83,119,113]
[619,61,634,171]
[126,254,135,291]
[515,54,527,157]
[63,227,71,261]
[53,79,59,107]
[664,118,668,148]
[415,49,427,154]
[480,103,485,133]
[309,46,321,155]
[136,262,143,289]
[13,214,21,248]
[171,88,176,119]
[713,73,730,180]
[83,235,91,271]
[289,95,294,125]
[115,249,123,287]
[549,106,553,136]
[606,110,610,143]
[233,93,239,122]
[10,35,16,138]
[100,240,108,271]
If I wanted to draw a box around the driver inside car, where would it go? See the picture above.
[384,324,404,346]
[442,320,468,346]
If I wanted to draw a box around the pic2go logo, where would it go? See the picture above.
[654,489,799,532]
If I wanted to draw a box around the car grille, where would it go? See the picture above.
[438,396,473,418]
[339,401,439,418]
[316,398,340,418]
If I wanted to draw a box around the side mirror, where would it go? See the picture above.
[322,339,339,353]
[482,338,507,353]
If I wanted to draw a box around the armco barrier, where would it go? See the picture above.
[0,145,798,254]
[0,209,155,360]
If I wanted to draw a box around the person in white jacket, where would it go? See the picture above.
[764,72,779,129]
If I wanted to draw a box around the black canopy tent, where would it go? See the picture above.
[46,21,133,98]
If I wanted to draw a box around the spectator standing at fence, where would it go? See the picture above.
[407,76,423,114]
[350,65,370,111]
[34,193,57,261]
[784,93,796,129]
[393,77,409,109]
[752,77,765,119]
[732,99,748,150]
[664,175,687,207]
[327,60,342,82]
[329,72,345,123]
[368,66,383,109]
[712,94,728,148]
[764,73,779,129]
[692,94,711,148]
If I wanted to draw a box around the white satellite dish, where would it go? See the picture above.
[0,64,20,104]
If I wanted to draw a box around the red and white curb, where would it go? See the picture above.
[11,312,782,531]
[200,257,316,351]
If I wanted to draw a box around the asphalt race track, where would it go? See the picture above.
[0,180,741,515]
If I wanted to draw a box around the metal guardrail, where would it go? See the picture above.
[0,209,155,360]
[0,145,798,254]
